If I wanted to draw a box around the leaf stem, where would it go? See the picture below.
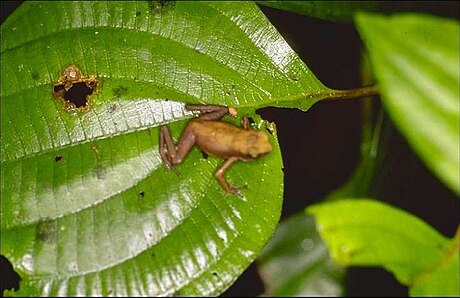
[315,85,380,101]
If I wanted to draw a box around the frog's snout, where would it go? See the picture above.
[248,132,272,158]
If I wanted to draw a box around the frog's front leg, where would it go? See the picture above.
[160,125,195,169]
[185,104,238,120]
[215,156,240,194]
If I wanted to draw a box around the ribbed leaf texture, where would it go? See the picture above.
[1,1,330,296]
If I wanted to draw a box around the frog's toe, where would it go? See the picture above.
[228,185,246,196]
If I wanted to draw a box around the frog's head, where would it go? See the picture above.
[247,131,272,159]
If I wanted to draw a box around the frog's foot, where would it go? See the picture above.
[185,104,237,120]
[228,186,241,195]
[230,183,250,196]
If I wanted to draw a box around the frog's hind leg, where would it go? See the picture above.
[160,124,195,175]
[185,104,237,120]
[215,156,240,194]
[160,125,175,169]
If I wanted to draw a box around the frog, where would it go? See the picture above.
[159,104,273,194]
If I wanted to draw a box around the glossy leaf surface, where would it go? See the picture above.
[257,213,344,296]
[308,199,459,296]
[356,13,460,195]
[1,1,331,296]
[257,1,379,22]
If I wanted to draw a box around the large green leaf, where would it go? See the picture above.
[0,1,332,296]
[257,1,458,23]
[355,13,460,195]
[257,213,344,296]
[307,199,459,296]
[257,1,380,22]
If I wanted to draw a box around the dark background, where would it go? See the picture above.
[1,1,459,297]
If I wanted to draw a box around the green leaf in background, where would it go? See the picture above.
[307,199,459,296]
[0,1,332,296]
[410,232,459,296]
[257,213,344,296]
[257,1,458,23]
[257,0,380,22]
[355,13,460,195]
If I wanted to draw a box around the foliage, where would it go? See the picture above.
[1,1,328,296]
[1,1,458,297]
[308,199,459,296]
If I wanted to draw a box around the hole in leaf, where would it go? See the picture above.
[0,255,21,293]
[62,82,93,108]
[139,191,145,198]
[53,65,98,111]
[54,155,63,162]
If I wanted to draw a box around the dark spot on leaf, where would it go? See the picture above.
[136,11,141,16]
[201,151,208,159]
[148,0,174,13]
[172,290,185,297]
[151,253,155,258]
[212,272,218,277]
[265,127,273,135]
[31,71,40,80]
[109,104,117,113]
[0,255,21,293]
[112,86,128,98]
[139,191,145,198]
[92,165,107,180]
[289,74,300,81]
[54,155,63,162]
[36,220,56,244]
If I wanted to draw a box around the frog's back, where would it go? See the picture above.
[188,119,267,159]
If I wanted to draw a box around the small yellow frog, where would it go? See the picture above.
[160,104,272,194]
